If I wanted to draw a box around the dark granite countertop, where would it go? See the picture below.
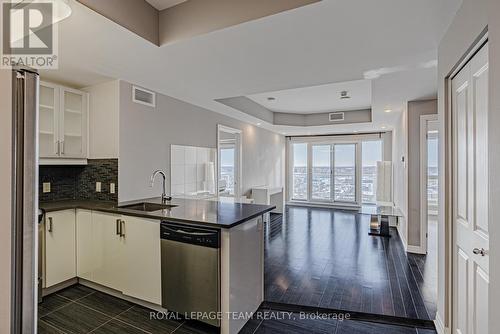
[39,197,275,229]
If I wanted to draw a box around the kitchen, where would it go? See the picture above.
[36,77,285,334]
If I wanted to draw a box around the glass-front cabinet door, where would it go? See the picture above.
[59,88,87,158]
[39,82,59,157]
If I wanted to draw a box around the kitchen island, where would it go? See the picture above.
[40,197,275,334]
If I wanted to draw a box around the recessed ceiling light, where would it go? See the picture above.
[384,109,392,113]
[256,122,261,126]
[381,126,387,129]
[267,97,276,101]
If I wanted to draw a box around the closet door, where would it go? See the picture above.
[452,43,489,334]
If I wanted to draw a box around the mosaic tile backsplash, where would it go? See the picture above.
[39,159,118,202]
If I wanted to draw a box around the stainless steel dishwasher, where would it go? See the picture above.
[160,221,220,327]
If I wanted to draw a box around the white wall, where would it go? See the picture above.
[392,107,408,247]
[0,69,12,333]
[83,80,120,158]
[118,81,285,202]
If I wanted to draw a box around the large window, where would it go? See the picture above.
[312,145,332,200]
[289,136,387,206]
[292,143,308,200]
[361,140,383,203]
[334,144,356,202]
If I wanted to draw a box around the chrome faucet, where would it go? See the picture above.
[150,170,171,203]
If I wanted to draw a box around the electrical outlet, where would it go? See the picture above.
[96,182,101,192]
[42,182,51,193]
[110,183,115,194]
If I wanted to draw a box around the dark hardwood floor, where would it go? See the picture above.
[264,206,437,321]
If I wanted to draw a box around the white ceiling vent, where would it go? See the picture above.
[132,86,156,107]
[329,112,345,122]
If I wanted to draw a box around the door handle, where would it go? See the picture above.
[473,248,487,256]
[48,217,53,232]
[120,220,125,237]
[116,219,121,235]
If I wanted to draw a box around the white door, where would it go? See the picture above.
[120,216,162,305]
[91,211,125,291]
[45,210,76,287]
[59,87,87,158]
[452,43,489,334]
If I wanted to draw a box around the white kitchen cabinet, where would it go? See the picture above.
[45,210,76,288]
[120,216,161,305]
[39,82,60,158]
[76,209,93,280]
[90,211,125,292]
[39,81,88,164]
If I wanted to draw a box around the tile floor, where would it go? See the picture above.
[38,285,218,334]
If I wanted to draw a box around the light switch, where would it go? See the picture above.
[96,182,101,192]
[110,183,115,194]
[42,182,51,193]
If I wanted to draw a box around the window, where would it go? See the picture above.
[220,147,235,196]
[292,143,308,200]
[334,144,356,202]
[312,145,332,200]
[289,137,384,205]
[361,140,383,203]
[427,132,438,212]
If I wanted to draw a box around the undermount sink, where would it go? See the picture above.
[119,202,177,212]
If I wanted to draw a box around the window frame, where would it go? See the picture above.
[288,134,385,207]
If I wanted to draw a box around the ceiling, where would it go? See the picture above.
[42,0,462,136]
[144,0,187,10]
[247,79,371,114]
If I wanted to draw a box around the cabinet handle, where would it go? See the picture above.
[61,140,65,155]
[116,219,121,235]
[48,217,53,232]
[120,220,125,237]
[56,141,60,155]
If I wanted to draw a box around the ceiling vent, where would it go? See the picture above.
[329,112,345,122]
[132,86,156,107]
[340,90,350,99]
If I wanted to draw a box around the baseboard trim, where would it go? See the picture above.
[396,224,408,252]
[434,312,446,334]
[407,245,426,255]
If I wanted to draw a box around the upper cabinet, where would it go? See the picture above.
[39,81,88,164]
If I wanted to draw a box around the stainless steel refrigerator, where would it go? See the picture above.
[11,67,39,334]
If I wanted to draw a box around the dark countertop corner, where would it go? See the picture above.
[40,197,276,229]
